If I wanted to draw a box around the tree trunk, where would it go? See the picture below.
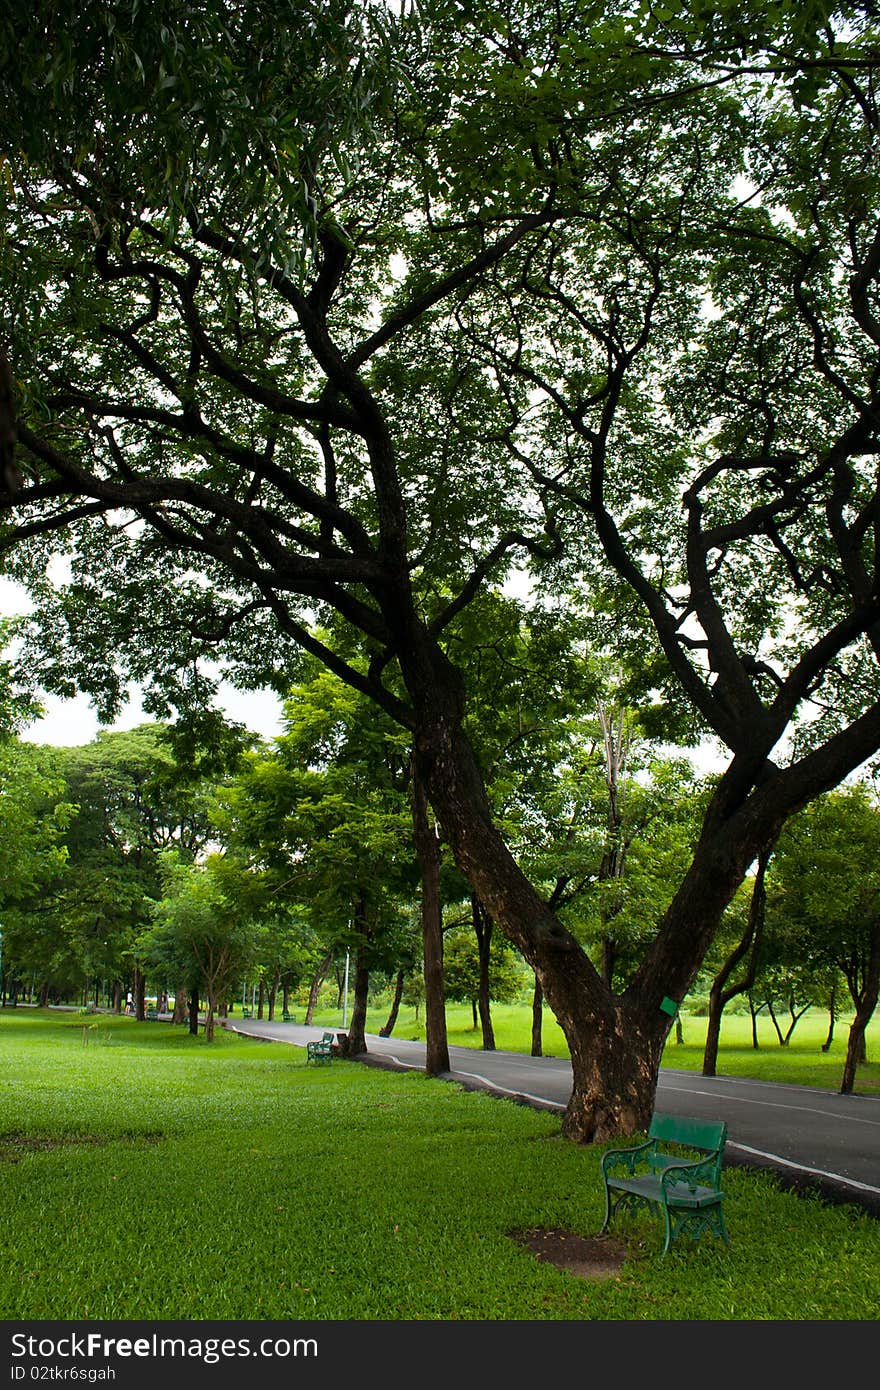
[782,996,810,1045]
[172,986,188,1025]
[379,968,406,1037]
[822,983,837,1052]
[267,966,280,1021]
[531,975,543,1057]
[305,953,332,1025]
[748,994,761,1048]
[346,934,370,1057]
[204,995,215,1043]
[471,893,496,1051]
[840,918,880,1094]
[703,845,770,1076]
[766,998,786,1044]
[134,966,146,1022]
[411,756,450,1075]
[257,978,265,1020]
[187,990,199,1036]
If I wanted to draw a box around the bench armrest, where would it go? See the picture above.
[601,1138,652,1178]
[660,1152,722,1192]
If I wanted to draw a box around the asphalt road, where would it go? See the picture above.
[227,1017,880,1216]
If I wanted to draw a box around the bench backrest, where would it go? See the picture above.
[322,1032,335,1043]
[649,1112,727,1155]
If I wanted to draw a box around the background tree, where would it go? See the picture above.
[214,662,416,1053]
[442,920,525,1033]
[770,787,880,1093]
[142,854,258,1041]
[0,738,71,1004]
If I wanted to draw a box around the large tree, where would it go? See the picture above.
[1,2,880,1139]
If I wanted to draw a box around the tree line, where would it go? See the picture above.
[1,681,876,1093]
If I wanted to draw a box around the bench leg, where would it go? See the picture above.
[662,1203,675,1255]
[600,1182,612,1235]
[662,1202,728,1254]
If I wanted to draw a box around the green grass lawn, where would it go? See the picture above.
[299,999,880,1095]
[1,1010,878,1321]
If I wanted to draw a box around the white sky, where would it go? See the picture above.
[0,576,285,748]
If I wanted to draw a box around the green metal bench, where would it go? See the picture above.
[600,1112,728,1255]
[241,1006,252,1019]
[306,1031,335,1064]
[146,1008,158,1021]
[282,1009,295,1023]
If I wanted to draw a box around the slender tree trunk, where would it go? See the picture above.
[471,893,496,1051]
[172,986,188,1025]
[187,990,199,1036]
[703,846,771,1076]
[204,993,215,1043]
[257,978,265,1020]
[840,919,880,1094]
[766,998,787,1044]
[531,975,543,1057]
[379,968,406,1037]
[411,757,450,1075]
[267,967,280,1021]
[470,999,478,1028]
[345,918,370,1056]
[282,979,291,1015]
[134,966,146,1022]
[822,983,837,1052]
[305,953,332,1026]
[748,994,761,1048]
[783,997,810,1044]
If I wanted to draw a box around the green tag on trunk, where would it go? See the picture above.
[660,996,678,1017]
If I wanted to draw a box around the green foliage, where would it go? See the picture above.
[141,853,258,1029]
[765,785,880,1022]
[441,924,526,1007]
[215,661,415,970]
[0,737,70,904]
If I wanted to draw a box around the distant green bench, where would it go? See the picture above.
[282,1009,295,1023]
[306,1031,335,1064]
[600,1112,728,1255]
[146,1008,158,1021]
[241,1006,252,1019]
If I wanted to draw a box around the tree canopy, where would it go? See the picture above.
[2,0,879,1139]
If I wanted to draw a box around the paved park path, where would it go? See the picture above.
[226,1017,880,1216]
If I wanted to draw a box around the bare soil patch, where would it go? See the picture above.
[511,1227,628,1280]
[0,1131,164,1162]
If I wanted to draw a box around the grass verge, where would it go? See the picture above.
[1,1010,878,1320]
